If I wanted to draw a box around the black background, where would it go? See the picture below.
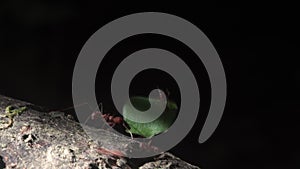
[0,1,299,169]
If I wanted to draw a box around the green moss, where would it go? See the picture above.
[0,105,27,129]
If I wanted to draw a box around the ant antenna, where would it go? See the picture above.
[52,102,91,112]
[166,88,170,97]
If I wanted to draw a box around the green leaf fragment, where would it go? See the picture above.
[123,96,178,138]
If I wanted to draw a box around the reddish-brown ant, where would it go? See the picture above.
[96,147,125,157]
[82,103,133,139]
[84,103,122,126]
[101,114,123,127]
[100,113,133,139]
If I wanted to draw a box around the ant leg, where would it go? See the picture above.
[122,123,133,139]
[109,122,116,128]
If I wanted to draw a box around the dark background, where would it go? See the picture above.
[0,1,299,169]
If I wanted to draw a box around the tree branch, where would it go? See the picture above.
[0,95,200,169]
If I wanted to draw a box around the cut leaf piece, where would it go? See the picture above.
[123,96,178,138]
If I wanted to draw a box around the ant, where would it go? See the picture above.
[101,114,123,127]
[83,103,133,139]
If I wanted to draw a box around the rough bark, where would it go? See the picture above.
[0,95,200,169]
